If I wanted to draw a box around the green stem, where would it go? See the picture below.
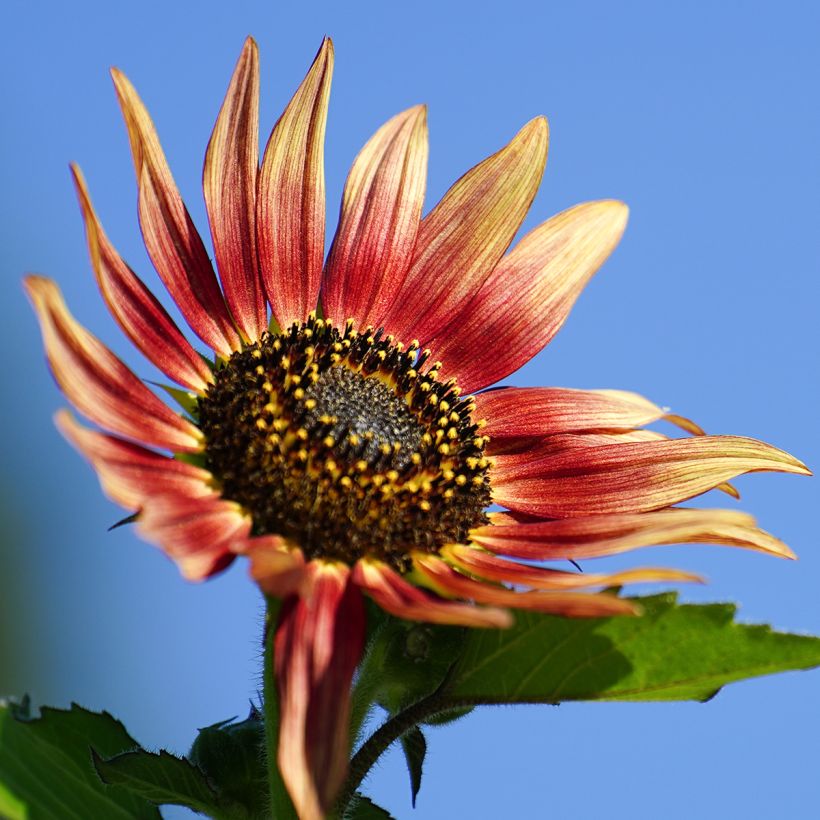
[263,596,297,820]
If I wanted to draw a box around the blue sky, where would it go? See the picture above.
[2,1,819,817]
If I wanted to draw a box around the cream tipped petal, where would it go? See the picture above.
[70,165,213,394]
[492,435,809,518]
[204,37,267,342]
[383,116,549,344]
[431,200,628,393]
[258,38,334,329]
[322,105,428,329]
[111,67,241,357]
[25,276,202,453]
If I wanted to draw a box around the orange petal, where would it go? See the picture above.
[473,507,798,560]
[491,435,809,517]
[258,38,333,329]
[204,37,267,342]
[475,387,665,440]
[322,105,428,330]
[413,554,639,617]
[136,494,248,580]
[70,165,213,394]
[431,200,628,393]
[245,536,309,598]
[56,410,215,510]
[383,116,548,344]
[275,562,364,820]
[443,544,703,589]
[352,559,512,628]
[25,276,202,453]
[111,67,241,356]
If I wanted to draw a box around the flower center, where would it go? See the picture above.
[197,316,491,570]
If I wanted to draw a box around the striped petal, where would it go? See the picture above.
[443,545,703,589]
[136,494,249,580]
[111,68,241,356]
[57,410,215,510]
[430,201,628,393]
[382,117,549,345]
[413,554,639,617]
[322,105,428,329]
[472,508,797,560]
[352,559,512,628]
[491,435,809,517]
[245,537,309,598]
[258,38,333,329]
[275,562,364,820]
[25,276,202,453]
[204,37,267,342]
[71,165,213,394]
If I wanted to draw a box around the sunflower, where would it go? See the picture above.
[26,36,808,820]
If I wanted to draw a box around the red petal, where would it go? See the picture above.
[491,435,809,517]
[382,117,548,345]
[430,200,628,393]
[322,105,428,330]
[275,562,364,820]
[56,410,215,510]
[472,508,798,560]
[352,559,512,628]
[25,276,202,453]
[70,165,213,394]
[204,37,267,342]
[258,38,333,329]
[245,536,309,598]
[111,68,241,357]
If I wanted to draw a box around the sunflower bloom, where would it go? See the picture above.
[27,37,808,819]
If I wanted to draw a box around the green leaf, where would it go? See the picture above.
[342,793,396,819]
[92,748,241,818]
[399,726,426,808]
[446,593,820,703]
[0,778,26,820]
[0,697,160,819]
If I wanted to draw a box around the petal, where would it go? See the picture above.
[204,37,267,342]
[382,117,549,344]
[70,165,213,394]
[275,562,364,820]
[25,276,202,452]
[57,409,215,510]
[472,508,798,560]
[352,559,512,628]
[491,435,809,517]
[443,545,703,589]
[245,536,309,598]
[475,387,666,439]
[111,68,241,356]
[322,105,428,329]
[136,493,249,580]
[431,200,628,393]
[258,38,334,329]
[413,554,639,617]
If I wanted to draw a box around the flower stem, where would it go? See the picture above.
[263,596,297,820]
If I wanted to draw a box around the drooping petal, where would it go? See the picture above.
[258,38,333,329]
[430,201,628,393]
[56,410,215,510]
[111,68,241,356]
[472,508,798,560]
[322,105,428,329]
[70,165,213,394]
[491,435,809,517]
[442,545,703,589]
[413,554,639,617]
[352,559,512,628]
[475,387,666,439]
[136,493,249,580]
[204,37,267,342]
[245,536,309,598]
[275,562,364,820]
[25,276,202,453]
[382,117,549,345]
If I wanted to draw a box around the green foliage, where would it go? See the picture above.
[342,793,396,819]
[399,726,426,808]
